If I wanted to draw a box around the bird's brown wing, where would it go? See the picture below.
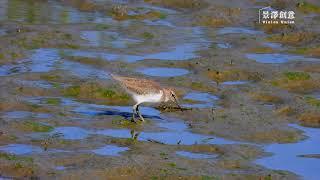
[112,75,161,95]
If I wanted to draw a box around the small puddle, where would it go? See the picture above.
[0,48,60,76]
[256,124,320,180]
[183,92,219,108]
[81,31,142,48]
[24,97,240,146]
[262,42,283,49]
[245,53,319,64]
[63,49,144,62]
[218,27,264,35]
[137,67,189,77]
[91,145,129,156]
[0,48,108,79]
[55,166,66,171]
[61,60,108,79]
[52,127,91,140]
[143,19,175,27]
[176,151,218,159]
[311,93,320,100]
[24,97,161,119]
[140,4,178,14]
[217,43,232,49]
[64,27,209,62]
[221,80,248,86]
[0,144,43,155]
[95,119,237,145]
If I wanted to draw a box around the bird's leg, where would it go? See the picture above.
[132,104,138,123]
[136,104,145,122]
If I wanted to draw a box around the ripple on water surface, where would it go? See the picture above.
[81,31,142,48]
[92,145,129,156]
[0,0,125,25]
[221,80,248,85]
[0,144,43,155]
[183,92,219,108]
[218,27,264,35]
[217,42,232,49]
[95,120,237,145]
[256,124,320,180]
[2,111,51,120]
[137,67,189,77]
[0,48,60,76]
[176,151,218,159]
[246,53,319,64]
[52,127,91,140]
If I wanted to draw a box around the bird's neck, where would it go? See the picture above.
[160,89,169,102]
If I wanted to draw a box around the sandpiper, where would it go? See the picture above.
[111,74,181,122]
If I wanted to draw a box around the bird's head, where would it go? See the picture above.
[163,88,181,109]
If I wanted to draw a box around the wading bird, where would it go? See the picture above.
[111,74,181,122]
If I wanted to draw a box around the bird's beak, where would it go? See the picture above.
[173,96,183,111]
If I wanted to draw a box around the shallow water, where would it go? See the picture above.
[143,19,175,27]
[0,48,60,76]
[61,60,108,79]
[217,42,232,49]
[245,53,319,64]
[52,127,91,140]
[95,126,237,145]
[0,144,66,155]
[64,26,209,62]
[2,111,51,120]
[256,124,320,180]
[81,31,142,48]
[0,0,121,25]
[262,42,283,49]
[221,81,248,85]
[0,48,108,79]
[183,92,219,108]
[312,93,320,100]
[0,144,43,155]
[15,80,54,89]
[64,42,206,62]
[91,145,129,156]
[50,121,238,146]
[137,67,189,77]
[176,151,218,159]
[218,27,264,35]
[26,97,238,146]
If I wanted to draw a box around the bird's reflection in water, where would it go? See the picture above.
[130,129,140,141]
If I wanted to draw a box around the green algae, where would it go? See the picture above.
[283,72,310,81]
[22,121,54,132]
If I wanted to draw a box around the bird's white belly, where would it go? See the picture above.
[133,93,162,104]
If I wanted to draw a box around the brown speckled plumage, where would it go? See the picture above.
[111,74,162,95]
